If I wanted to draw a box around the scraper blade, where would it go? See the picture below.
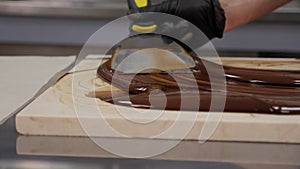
[110,40,196,74]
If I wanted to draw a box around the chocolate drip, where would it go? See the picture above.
[95,55,300,114]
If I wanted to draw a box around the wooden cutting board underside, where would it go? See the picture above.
[16,57,300,143]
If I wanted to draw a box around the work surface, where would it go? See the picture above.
[0,55,300,168]
[0,56,75,124]
[16,56,300,144]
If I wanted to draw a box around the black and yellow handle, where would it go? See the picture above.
[128,0,157,33]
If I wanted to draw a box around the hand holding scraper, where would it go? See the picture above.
[128,0,292,47]
[110,0,291,73]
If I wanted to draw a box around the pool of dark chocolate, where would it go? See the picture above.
[95,54,300,114]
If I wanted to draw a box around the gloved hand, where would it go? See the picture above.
[128,0,226,49]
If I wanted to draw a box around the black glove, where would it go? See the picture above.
[128,0,226,49]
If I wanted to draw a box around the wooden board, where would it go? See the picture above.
[16,57,300,143]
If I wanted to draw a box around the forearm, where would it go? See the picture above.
[220,0,292,32]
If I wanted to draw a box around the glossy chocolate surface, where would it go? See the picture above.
[95,54,300,114]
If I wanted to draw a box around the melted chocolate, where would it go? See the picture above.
[95,54,300,114]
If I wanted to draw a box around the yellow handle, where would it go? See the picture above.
[132,24,157,33]
[131,0,157,33]
[134,0,148,8]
